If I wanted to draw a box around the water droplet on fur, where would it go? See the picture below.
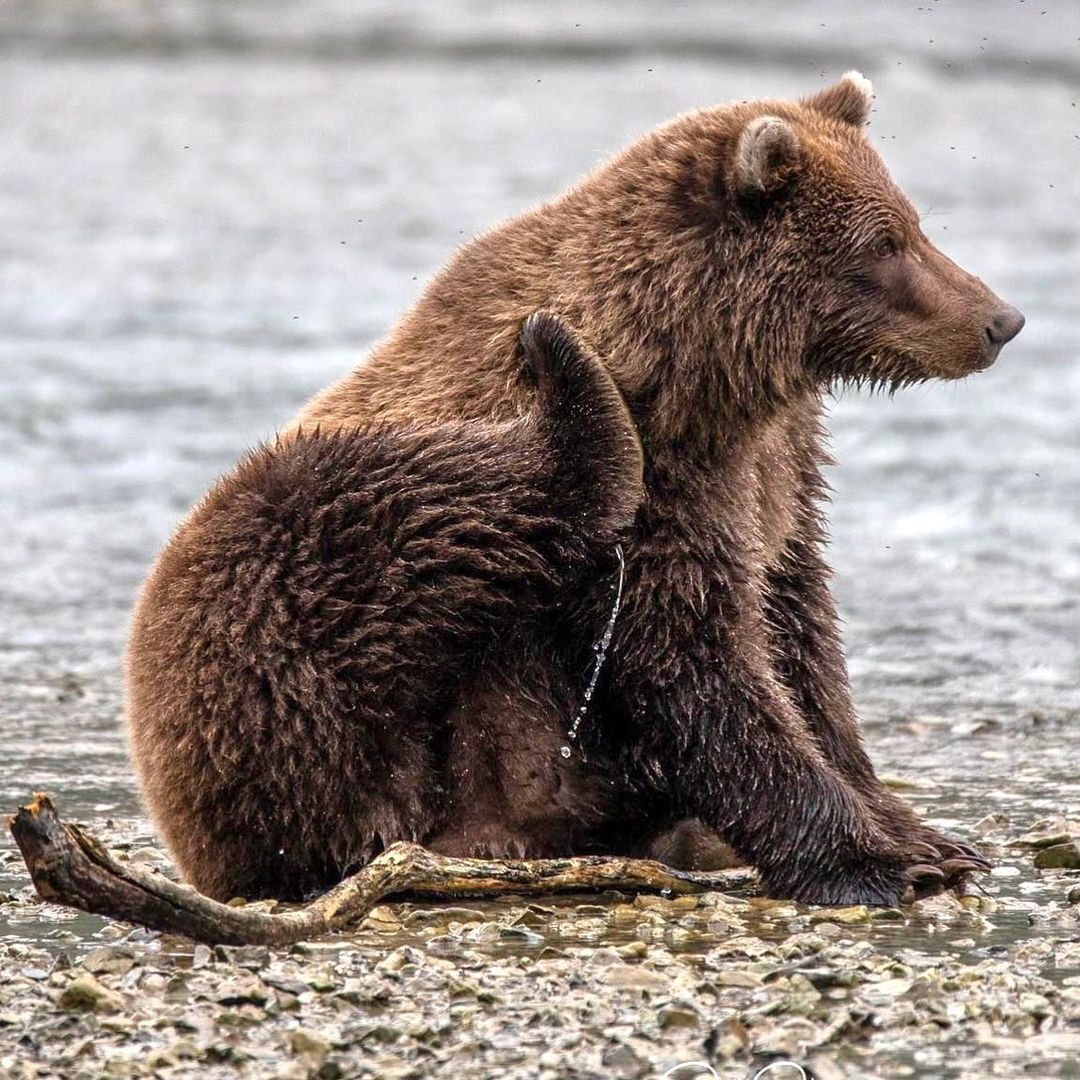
[560,746,572,759]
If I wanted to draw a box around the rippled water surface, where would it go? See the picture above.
[0,2,1077,1073]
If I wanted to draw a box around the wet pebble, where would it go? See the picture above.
[1034,842,1080,870]
[57,974,124,1013]
[2,826,1078,1078]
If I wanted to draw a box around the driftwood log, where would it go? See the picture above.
[8,794,756,946]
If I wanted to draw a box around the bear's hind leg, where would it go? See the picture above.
[426,641,617,861]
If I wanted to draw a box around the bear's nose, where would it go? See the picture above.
[985,306,1025,347]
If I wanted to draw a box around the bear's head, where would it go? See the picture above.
[734,72,1023,389]
[554,73,1024,436]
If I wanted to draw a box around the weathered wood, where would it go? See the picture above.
[8,793,756,946]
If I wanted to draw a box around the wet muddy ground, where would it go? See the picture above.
[1,1,1078,1076]
[1,812,1079,1078]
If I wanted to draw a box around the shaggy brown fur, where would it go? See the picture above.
[127,314,642,900]
[128,74,1023,905]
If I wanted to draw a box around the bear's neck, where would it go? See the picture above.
[633,385,826,483]
[292,193,814,458]
[626,343,815,462]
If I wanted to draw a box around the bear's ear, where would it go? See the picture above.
[733,115,800,198]
[803,70,873,127]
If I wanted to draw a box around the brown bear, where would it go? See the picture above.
[127,73,1023,906]
[126,312,644,902]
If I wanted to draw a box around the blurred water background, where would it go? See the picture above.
[0,0,1077,937]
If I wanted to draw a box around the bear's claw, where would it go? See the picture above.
[906,840,941,861]
[904,863,945,882]
[939,857,990,877]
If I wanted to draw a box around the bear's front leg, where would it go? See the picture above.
[608,553,952,906]
[764,532,990,890]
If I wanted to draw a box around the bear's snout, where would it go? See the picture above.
[972,303,1025,370]
[984,305,1026,350]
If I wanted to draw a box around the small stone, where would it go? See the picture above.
[99,1014,135,1034]
[777,933,827,959]
[602,965,669,992]
[972,812,1010,835]
[129,847,169,865]
[748,898,798,919]
[498,926,544,945]
[214,945,270,970]
[991,865,1022,878]
[163,975,189,1003]
[787,973,822,999]
[1035,842,1080,870]
[57,974,124,1013]
[146,1041,201,1070]
[289,1029,330,1064]
[870,907,906,922]
[145,1047,179,1070]
[376,946,425,974]
[362,906,401,929]
[861,977,913,1003]
[1067,885,1080,905]
[657,1003,699,1028]
[714,970,763,989]
[601,1043,648,1078]
[169,1040,200,1061]
[80,947,135,976]
[632,894,698,914]
[404,906,486,928]
[812,905,870,925]
[709,1017,752,1059]
[214,978,268,1007]
[264,973,312,997]
[1013,830,1073,850]
[1020,992,1053,1018]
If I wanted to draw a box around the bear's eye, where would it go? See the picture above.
[873,236,899,259]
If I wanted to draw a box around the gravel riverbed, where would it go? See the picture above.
[2,2,1078,1076]
[2,810,1080,1078]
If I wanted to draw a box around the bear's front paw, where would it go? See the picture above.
[893,828,992,903]
[778,861,909,908]
[869,793,993,884]
[768,836,990,908]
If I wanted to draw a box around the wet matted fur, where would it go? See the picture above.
[127,314,642,901]
[128,75,1022,905]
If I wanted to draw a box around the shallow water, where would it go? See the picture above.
[0,2,1078,1075]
